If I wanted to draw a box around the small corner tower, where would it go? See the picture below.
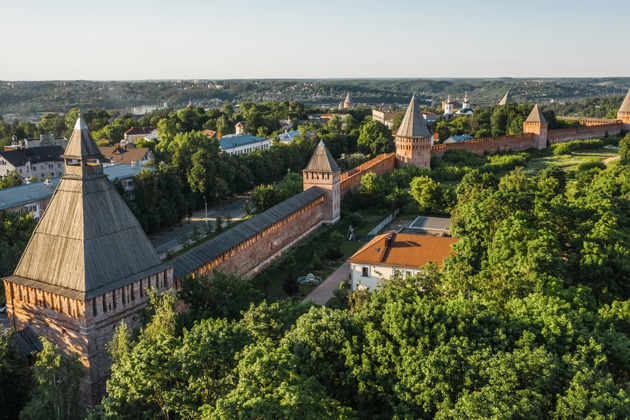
[395,95,432,168]
[499,91,515,105]
[2,117,174,407]
[618,89,630,129]
[523,104,548,149]
[303,140,341,224]
[343,92,353,109]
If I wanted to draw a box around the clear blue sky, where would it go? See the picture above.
[1,0,628,80]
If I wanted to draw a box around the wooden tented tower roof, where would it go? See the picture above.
[6,117,167,300]
[499,91,515,105]
[526,104,546,123]
[396,95,431,138]
[619,89,630,114]
[304,140,339,172]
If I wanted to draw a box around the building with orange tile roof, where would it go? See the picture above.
[348,232,458,291]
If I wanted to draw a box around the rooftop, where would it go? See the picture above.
[499,91,515,105]
[304,140,339,172]
[409,216,451,231]
[124,126,157,136]
[219,134,268,150]
[348,232,458,270]
[0,164,154,211]
[99,146,152,164]
[0,145,65,167]
[525,104,546,123]
[619,89,630,114]
[396,95,432,138]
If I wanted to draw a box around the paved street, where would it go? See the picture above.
[302,262,351,306]
[151,195,250,257]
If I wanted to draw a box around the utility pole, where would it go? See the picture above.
[203,196,208,224]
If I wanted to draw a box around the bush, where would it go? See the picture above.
[347,212,365,228]
[553,138,604,156]
[577,159,605,172]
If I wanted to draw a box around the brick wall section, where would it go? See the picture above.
[187,196,325,281]
[3,266,174,406]
[339,153,396,194]
[430,134,536,157]
[546,123,623,145]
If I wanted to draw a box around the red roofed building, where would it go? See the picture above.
[123,126,158,145]
[348,232,458,291]
[202,129,217,139]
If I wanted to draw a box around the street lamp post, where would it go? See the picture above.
[203,196,208,224]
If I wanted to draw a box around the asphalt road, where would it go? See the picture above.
[150,195,251,257]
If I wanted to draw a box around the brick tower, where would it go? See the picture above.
[618,89,630,129]
[395,95,432,168]
[2,117,173,406]
[302,140,340,224]
[523,104,548,149]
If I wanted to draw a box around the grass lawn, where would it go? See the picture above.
[522,145,619,176]
[252,209,396,301]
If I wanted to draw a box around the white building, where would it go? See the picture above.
[0,146,65,182]
[348,232,458,291]
[219,134,272,155]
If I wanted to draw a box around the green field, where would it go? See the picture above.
[523,145,620,175]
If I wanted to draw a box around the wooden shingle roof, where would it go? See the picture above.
[304,141,339,172]
[526,104,546,123]
[7,117,167,300]
[396,95,431,139]
[619,89,630,114]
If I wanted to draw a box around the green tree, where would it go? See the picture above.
[0,327,32,419]
[357,120,394,156]
[20,338,84,420]
[619,133,630,160]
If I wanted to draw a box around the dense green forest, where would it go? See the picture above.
[1,78,629,116]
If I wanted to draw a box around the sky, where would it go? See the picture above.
[1,0,628,80]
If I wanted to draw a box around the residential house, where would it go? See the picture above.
[99,146,154,166]
[348,232,458,291]
[372,110,396,128]
[123,126,158,145]
[0,146,65,181]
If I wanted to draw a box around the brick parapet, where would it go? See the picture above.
[339,153,396,194]
[547,123,623,144]
[430,133,535,157]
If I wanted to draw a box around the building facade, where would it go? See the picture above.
[0,146,65,181]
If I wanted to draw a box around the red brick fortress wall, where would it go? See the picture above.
[339,153,396,193]
[185,196,325,281]
[430,134,535,157]
[546,123,623,145]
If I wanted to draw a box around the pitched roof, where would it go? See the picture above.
[0,146,65,167]
[124,126,156,136]
[348,232,458,269]
[202,129,217,138]
[344,92,352,104]
[304,140,339,172]
[219,134,268,150]
[499,91,515,105]
[525,104,546,123]
[64,117,102,159]
[99,146,151,164]
[619,89,630,114]
[7,118,167,300]
[171,187,325,279]
[396,95,432,138]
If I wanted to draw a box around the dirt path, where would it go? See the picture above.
[603,156,621,165]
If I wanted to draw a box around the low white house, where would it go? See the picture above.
[219,134,272,155]
[348,232,458,291]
